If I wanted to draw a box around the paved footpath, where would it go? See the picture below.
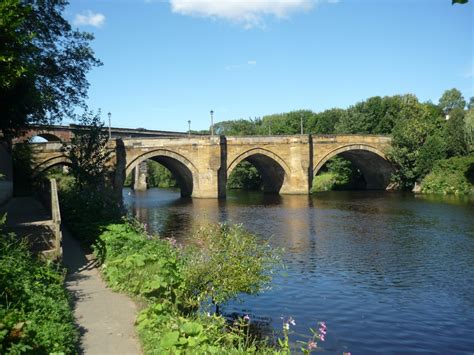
[1,197,141,355]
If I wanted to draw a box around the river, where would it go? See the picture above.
[124,188,474,354]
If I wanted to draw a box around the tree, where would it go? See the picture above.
[0,0,101,139]
[308,108,346,134]
[445,108,468,157]
[386,102,442,188]
[68,111,111,189]
[467,97,474,110]
[465,108,474,152]
[438,88,466,114]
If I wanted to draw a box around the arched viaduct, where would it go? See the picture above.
[29,132,392,198]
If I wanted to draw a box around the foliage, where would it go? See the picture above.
[58,182,122,245]
[94,221,280,353]
[445,108,468,157]
[420,155,474,195]
[465,108,474,152]
[182,224,279,307]
[147,160,177,188]
[228,161,262,190]
[0,233,77,354]
[68,111,112,189]
[309,108,346,134]
[0,0,100,139]
[438,88,466,114]
[386,102,445,188]
[11,141,34,195]
[311,157,364,192]
[214,118,261,136]
[311,172,338,192]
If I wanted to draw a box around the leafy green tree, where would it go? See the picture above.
[465,108,474,152]
[227,161,262,190]
[214,118,260,136]
[68,111,111,189]
[335,95,415,134]
[386,99,445,188]
[308,108,346,134]
[467,97,474,110]
[147,160,177,188]
[416,133,447,178]
[438,88,466,114]
[258,110,315,135]
[0,0,100,139]
[445,108,468,157]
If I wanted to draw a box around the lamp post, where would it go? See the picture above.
[210,110,214,136]
[300,114,304,135]
[108,112,112,139]
[188,120,191,136]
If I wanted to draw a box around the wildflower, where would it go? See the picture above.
[283,323,290,330]
[319,327,327,335]
[308,341,317,350]
[320,334,325,342]
[243,314,250,321]
[289,317,296,326]
[319,321,327,330]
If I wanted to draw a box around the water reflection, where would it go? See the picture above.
[124,188,474,353]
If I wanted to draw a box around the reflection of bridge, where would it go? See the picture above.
[27,126,393,198]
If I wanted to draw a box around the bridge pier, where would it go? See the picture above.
[132,161,148,191]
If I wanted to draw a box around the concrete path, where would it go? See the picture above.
[1,197,141,355]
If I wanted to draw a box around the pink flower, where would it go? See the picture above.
[319,327,327,335]
[307,341,317,350]
[243,315,250,321]
[320,334,325,342]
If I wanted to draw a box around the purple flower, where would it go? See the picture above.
[319,327,327,335]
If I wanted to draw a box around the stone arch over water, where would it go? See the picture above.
[313,144,393,190]
[227,148,291,193]
[126,149,198,197]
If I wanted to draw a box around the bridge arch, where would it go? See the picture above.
[30,133,63,143]
[32,155,71,178]
[313,144,393,190]
[126,149,198,197]
[227,148,291,193]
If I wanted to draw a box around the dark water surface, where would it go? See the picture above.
[124,188,474,354]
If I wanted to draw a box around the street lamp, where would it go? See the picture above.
[210,110,214,136]
[188,120,191,136]
[108,112,112,139]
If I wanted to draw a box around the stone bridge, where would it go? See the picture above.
[28,132,392,198]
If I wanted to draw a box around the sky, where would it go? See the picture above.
[65,0,473,132]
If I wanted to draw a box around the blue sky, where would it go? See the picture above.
[65,0,473,132]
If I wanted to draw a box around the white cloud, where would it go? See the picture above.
[247,60,257,65]
[74,11,106,28]
[170,0,316,28]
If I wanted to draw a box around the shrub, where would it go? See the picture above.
[94,221,280,353]
[0,234,77,354]
[420,155,474,195]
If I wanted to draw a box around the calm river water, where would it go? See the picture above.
[124,188,474,354]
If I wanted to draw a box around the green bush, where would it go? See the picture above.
[0,234,78,354]
[420,155,474,195]
[94,221,279,354]
[311,172,338,192]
